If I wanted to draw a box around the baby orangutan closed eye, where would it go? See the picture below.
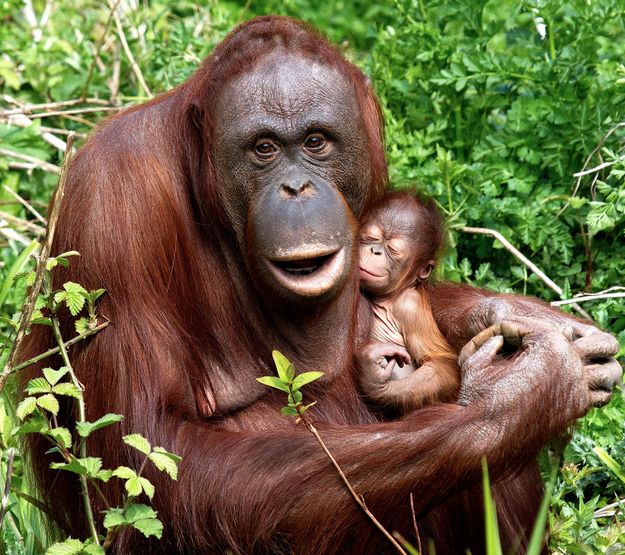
[358,191,460,411]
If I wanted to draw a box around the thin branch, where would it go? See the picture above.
[409,492,422,554]
[10,321,109,374]
[0,96,113,116]
[551,292,625,306]
[458,226,591,319]
[3,112,67,152]
[0,210,45,236]
[573,156,625,178]
[0,133,75,393]
[0,448,16,523]
[6,106,119,120]
[0,147,60,174]
[110,1,152,98]
[302,415,407,555]
[594,498,624,519]
[2,186,46,224]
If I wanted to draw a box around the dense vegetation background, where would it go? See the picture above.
[0,0,624,552]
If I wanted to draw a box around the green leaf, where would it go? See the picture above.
[125,503,158,522]
[48,427,72,449]
[125,477,143,497]
[25,377,52,395]
[96,469,114,482]
[132,517,163,539]
[112,466,137,480]
[45,538,84,554]
[123,433,151,455]
[138,477,155,499]
[103,508,126,529]
[51,457,103,478]
[75,317,89,335]
[149,450,179,480]
[52,382,82,398]
[82,544,105,555]
[272,350,295,382]
[291,371,324,392]
[593,446,625,484]
[280,406,298,417]
[482,458,503,555]
[43,366,69,386]
[13,413,49,435]
[56,281,87,316]
[256,376,289,392]
[36,393,60,415]
[76,413,124,438]
[16,396,37,420]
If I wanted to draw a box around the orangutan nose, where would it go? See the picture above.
[371,245,384,256]
[281,180,315,198]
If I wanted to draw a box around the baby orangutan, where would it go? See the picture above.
[358,191,459,410]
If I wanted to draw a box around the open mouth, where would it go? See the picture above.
[265,247,347,298]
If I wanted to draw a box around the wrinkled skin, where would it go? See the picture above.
[19,16,622,554]
[212,53,369,304]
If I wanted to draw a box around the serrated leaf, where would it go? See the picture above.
[12,413,48,434]
[43,367,69,386]
[75,317,89,335]
[16,396,37,420]
[51,457,103,478]
[76,413,123,438]
[139,477,155,499]
[48,427,72,449]
[96,469,114,482]
[123,433,151,455]
[125,476,143,497]
[45,538,84,554]
[82,544,105,555]
[52,383,82,399]
[272,350,296,382]
[90,289,106,302]
[256,376,289,392]
[124,503,158,522]
[112,466,137,480]
[152,446,182,463]
[280,406,298,416]
[36,393,59,415]
[132,517,163,539]
[149,451,179,480]
[103,508,126,529]
[25,377,51,394]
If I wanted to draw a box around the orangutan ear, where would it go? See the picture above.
[418,260,435,281]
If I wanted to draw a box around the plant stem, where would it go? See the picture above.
[10,321,109,374]
[301,414,407,555]
[51,317,100,546]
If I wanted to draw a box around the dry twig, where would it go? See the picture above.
[0,133,75,393]
[0,147,60,174]
[459,226,591,319]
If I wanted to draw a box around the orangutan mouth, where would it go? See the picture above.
[266,247,347,297]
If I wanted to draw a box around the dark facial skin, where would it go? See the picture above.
[211,51,372,303]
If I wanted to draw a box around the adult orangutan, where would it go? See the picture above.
[20,15,621,554]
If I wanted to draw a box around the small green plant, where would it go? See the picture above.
[8,251,182,553]
[257,350,408,555]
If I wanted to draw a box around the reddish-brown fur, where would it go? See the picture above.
[358,192,459,410]
[17,16,600,554]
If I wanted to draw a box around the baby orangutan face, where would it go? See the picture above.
[359,223,419,297]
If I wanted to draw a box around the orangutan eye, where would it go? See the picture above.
[303,133,328,153]
[254,139,279,160]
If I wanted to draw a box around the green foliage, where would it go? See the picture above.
[257,350,323,419]
[0,0,623,552]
